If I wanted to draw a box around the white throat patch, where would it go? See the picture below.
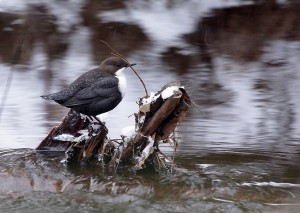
[115,67,126,98]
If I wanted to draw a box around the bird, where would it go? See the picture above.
[41,56,136,124]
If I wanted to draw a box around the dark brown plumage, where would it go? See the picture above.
[41,57,136,123]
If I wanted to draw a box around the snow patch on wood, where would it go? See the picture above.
[134,136,155,170]
[53,134,75,142]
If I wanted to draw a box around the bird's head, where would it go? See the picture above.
[100,57,136,75]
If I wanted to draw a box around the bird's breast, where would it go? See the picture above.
[115,67,126,98]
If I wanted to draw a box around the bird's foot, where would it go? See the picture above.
[90,115,105,126]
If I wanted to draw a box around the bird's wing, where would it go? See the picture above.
[62,77,119,107]
[41,68,102,104]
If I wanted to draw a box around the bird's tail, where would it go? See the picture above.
[41,94,53,100]
[41,93,66,105]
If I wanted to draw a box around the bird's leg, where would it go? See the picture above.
[87,115,94,123]
[82,114,105,128]
[92,115,106,126]
[87,115,101,124]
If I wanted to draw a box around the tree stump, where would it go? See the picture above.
[36,109,108,162]
[36,81,191,169]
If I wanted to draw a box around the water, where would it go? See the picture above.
[0,149,299,212]
[0,0,300,212]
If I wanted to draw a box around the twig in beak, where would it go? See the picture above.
[100,40,149,97]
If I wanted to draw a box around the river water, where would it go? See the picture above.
[0,0,300,212]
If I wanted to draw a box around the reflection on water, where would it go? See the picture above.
[0,0,300,212]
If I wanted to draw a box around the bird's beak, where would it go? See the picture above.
[128,63,136,67]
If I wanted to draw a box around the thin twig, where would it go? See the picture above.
[100,40,148,97]
[158,150,173,165]
[129,66,149,97]
[191,99,206,118]
[170,133,178,174]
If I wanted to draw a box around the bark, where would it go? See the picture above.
[36,109,108,162]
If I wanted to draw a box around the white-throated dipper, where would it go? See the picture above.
[41,57,136,123]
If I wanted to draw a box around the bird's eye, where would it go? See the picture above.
[115,64,121,67]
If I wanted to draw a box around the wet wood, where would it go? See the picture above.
[121,89,190,161]
[37,110,88,151]
[37,81,191,168]
[36,109,108,162]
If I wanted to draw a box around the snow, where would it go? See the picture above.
[138,115,145,124]
[75,129,89,142]
[141,92,157,105]
[52,129,90,142]
[134,136,155,169]
[142,136,155,158]
[53,134,75,142]
[161,86,182,99]
[141,85,183,105]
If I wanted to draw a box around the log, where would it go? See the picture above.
[121,92,181,160]
[37,81,191,169]
[37,109,108,162]
[121,81,191,167]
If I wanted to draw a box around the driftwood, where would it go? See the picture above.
[36,81,191,169]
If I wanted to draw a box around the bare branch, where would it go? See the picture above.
[191,100,206,118]
[100,40,148,96]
